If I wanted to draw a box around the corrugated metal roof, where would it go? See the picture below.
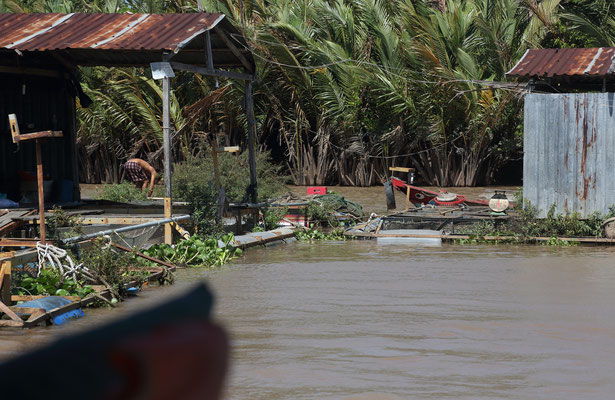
[507,48,615,78]
[0,13,254,69]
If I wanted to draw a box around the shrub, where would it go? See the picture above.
[47,206,84,240]
[79,238,149,297]
[96,183,147,203]
[173,146,287,203]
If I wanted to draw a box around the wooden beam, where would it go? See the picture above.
[0,256,12,306]
[213,26,254,73]
[389,167,415,173]
[11,130,63,143]
[162,76,173,245]
[12,295,80,302]
[170,61,254,81]
[0,66,61,78]
[0,300,22,323]
[216,146,240,153]
[245,80,257,203]
[35,140,46,244]
[0,239,39,248]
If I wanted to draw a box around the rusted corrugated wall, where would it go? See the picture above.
[524,93,615,218]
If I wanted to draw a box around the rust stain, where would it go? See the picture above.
[508,47,615,78]
[580,98,589,201]
[0,13,223,52]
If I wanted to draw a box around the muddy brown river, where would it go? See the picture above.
[2,240,615,399]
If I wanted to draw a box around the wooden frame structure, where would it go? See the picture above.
[0,12,257,245]
[8,114,63,243]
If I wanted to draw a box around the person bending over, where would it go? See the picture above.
[124,158,157,197]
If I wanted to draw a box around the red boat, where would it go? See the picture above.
[390,177,490,207]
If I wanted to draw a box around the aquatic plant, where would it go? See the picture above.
[13,268,94,298]
[143,234,242,268]
[295,228,350,241]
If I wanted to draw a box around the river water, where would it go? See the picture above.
[3,240,615,399]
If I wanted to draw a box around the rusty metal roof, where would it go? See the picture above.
[507,48,615,79]
[0,13,254,69]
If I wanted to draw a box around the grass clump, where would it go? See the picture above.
[96,182,148,203]
[458,190,615,244]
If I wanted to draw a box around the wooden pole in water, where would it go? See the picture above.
[163,76,173,244]
[245,80,257,203]
[35,139,46,244]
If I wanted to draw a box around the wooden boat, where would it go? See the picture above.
[391,177,490,207]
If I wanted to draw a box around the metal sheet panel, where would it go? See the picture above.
[523,93,615,217]
[0,13,254,69]
[508,48,615,78]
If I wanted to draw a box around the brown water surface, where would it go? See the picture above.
[3,240,614,399]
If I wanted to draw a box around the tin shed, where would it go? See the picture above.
[508,48,615,217]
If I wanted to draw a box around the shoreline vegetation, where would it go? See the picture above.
[22,0,604,188]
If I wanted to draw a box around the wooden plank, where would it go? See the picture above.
[0,66,61,78]
[12,295,80,302]
[245,80,257,203]
[389,167,415,172]
[216,146,240,153]
[12,130,63,142]
[11,307,46,315]
[0,320,23,327]
[0,256,12,305]
[0,239,39,248]
[35,139,46,244]
[0,300,22,322]
[0,209,35,236]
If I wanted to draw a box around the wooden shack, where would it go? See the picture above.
[0,12,255,212]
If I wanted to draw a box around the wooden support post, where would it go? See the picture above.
[245,80,257,203]
[0,256,13,306]
[163,76,173,245]
[212,141,221,188]
[405,186,411,211]
[35,139,46,243]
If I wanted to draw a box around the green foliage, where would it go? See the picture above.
[46,206,84,240]
[173,147,287,203]
[459,194,615,242]
[96,183,148,203]
[143,234,242,268]
[306,194,364,227]
[79,238,150,295]
[295,228,349,241]
[14,268,94,298]
[9,0,615,187]
[173,149,287,235]
[543,237,577,246]
[260,207,288,231]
